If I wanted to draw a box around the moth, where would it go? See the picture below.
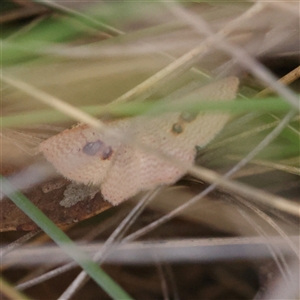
[39,77,239,206]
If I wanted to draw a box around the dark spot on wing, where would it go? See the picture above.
[102,146,113,160]
[171,111,198,135]
[171,123,183,134]
[83,140,104,156]
[180,111,197,122]
[83,140,113,160]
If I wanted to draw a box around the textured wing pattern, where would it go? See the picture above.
[39,77,239,205]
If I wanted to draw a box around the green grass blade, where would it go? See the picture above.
[1,97,293,129]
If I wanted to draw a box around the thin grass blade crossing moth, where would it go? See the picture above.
[39,77,239,206]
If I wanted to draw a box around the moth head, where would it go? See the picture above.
[39,125,117,185]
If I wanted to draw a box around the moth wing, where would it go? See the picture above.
[100,144,193,206]
[181,76,240,146]
[133,111,195,189]
[39,125,117,186]
[100,122,192,205]
[138,152,192,191]
[101,77,240,205]
[100,144,142,205]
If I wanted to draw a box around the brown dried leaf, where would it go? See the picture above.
[1,166,112,232]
